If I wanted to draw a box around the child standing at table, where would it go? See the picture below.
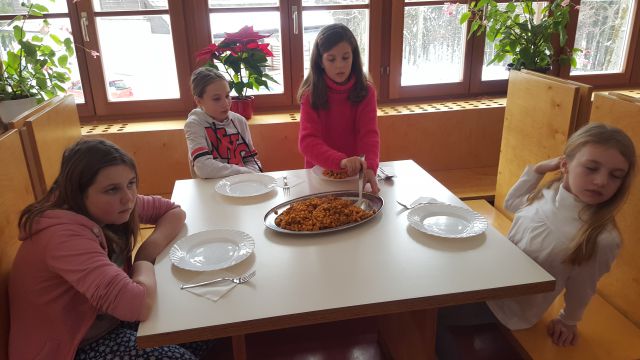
[437,123,636,357]
[185,67,262,178]
[9,139,211,359]
[298,23,380,193]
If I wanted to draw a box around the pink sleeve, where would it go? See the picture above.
[136,195,180,225]
[356,85,380,172]
[298,94,347,169]
[45,226,146,321]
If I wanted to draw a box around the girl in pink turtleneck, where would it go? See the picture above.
[298,23,380,193]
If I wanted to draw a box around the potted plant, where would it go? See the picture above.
[195,25,278,120]
[460,0,580,72]
[0,1,75,126]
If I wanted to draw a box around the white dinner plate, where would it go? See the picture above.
[407,203,488,238]
[169,229,255,271]
[311,165,357,181]
[215,173,276,197]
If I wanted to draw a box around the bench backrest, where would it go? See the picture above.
[589,92,640,328]
[495,70,581,218]
[19,95,81,199]
[0,130,35,360]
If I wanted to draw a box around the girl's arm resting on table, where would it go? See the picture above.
[184,120,254,178]
[503,165,545,213]
[134,207,186,264]
[131,260,156,321]
[46,227,148,321]
[298,96,346,169]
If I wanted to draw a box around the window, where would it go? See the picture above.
[7,0,637,121]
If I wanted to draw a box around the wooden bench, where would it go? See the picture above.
[430,167,497,200]
[0,130,36,360]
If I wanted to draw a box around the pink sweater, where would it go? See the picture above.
[298,76,380,171]
[9,195,179,360]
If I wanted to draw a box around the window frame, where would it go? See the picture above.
[44,0,640,122]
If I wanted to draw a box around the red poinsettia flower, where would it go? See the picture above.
[194,25,279,98]
[195,43,220,63]
[224,25,269,43]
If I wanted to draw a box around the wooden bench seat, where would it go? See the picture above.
[430,167,497,201]
[464,199,640,359]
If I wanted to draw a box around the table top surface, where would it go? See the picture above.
[138,160,554,346]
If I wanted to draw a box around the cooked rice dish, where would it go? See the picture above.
[275,196,375,231]
[322,169,349,179]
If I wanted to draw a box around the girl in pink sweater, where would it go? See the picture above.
[9,139,210,359]
[298,23,380,193]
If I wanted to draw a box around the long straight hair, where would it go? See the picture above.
[19,139,140,261]
[526,123,636,265]
[297,23,369,109]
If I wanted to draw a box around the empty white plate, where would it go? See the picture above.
[215,173,276,197]
[169,229,255,271]
[407,203,488,238]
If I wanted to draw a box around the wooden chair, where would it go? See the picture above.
[15,95,81,199]
[588,92,640,328]
[494,70,584,219]
[0,130,36,360]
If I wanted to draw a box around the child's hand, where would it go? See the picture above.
[340,156,365,176]
[546,317,578,346]
[364,169,380,194]
[534,156,563,175]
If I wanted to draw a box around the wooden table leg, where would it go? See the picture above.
[377,309,438,360]
[232,334,247,360]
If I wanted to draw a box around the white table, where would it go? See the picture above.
[138,160,554,359]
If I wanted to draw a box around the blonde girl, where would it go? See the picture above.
[185,67,262,179]
[437,123,636,357]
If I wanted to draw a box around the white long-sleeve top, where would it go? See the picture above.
[184,108,262,179]
[487,166,620,330]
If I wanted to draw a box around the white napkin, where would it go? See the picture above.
[184,281,237,302]
[411,196,442,207]
[275,175,304,188]
[377,166,396,178]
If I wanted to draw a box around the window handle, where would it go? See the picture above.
[292,6,298,35]
[81,12,90,42]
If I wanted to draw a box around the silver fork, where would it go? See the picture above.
[180,270,256,290]
[282,175,290,197]
[396,197,439,210]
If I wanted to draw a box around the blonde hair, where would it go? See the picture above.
[526,123,636,265]
[191,67,227,98]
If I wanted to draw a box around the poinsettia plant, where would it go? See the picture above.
[196,26,278,98]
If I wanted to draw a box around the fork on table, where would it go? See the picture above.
[180,270,256,290]
[282,175,290,197]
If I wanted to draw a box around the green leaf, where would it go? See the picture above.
[31,35,43,43]
[6,52,20,69]
[50,34,62,45]
[459,12,471,25]
[58,54,68,67]
[31,3,49,14]
[13,25,25,41]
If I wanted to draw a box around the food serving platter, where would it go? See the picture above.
[407,203,488,238]
[169,229,255,271]
[311,165,358,181]
[264,190,384,234]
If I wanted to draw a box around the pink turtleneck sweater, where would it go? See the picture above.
[298,76,380,171]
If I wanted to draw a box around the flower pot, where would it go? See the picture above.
[230,96,255,120]
[0,97,38,126]
[506,63,551,74]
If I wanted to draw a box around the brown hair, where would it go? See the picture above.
[19,138,140,261]
[191,66,227,98]
[297,23,369,109]
[527,123,636,265]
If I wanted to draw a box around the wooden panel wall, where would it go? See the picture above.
[589,93,640,327]
[84,107,504,197]
[495,71,580,218]
[0,130,35,360]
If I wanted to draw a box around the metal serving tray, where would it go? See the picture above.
[263,190,384,235]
